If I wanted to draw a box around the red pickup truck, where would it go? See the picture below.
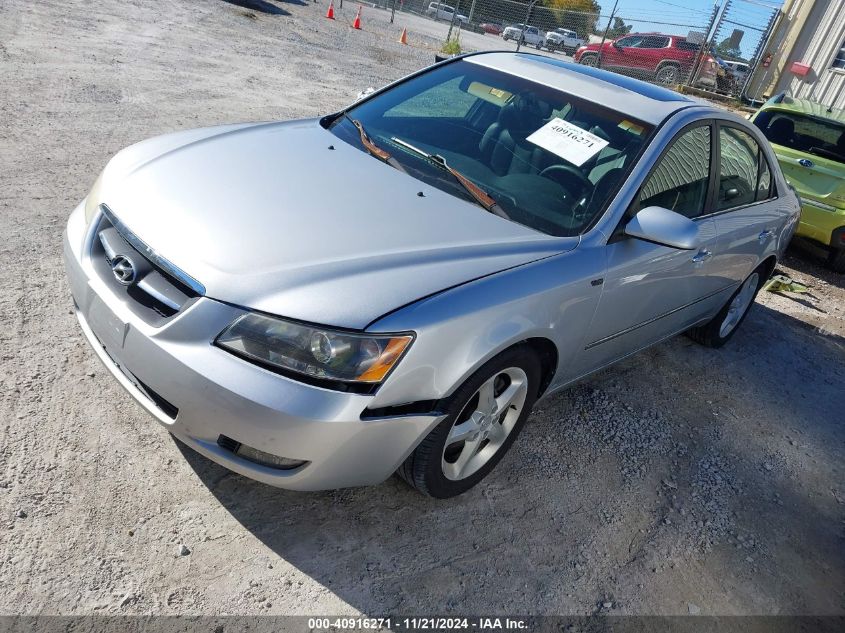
[574,33,717,89]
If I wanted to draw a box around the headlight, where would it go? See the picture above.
[84,171,105,225]
[216,313,414,388]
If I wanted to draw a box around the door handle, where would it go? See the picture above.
[758,229,775,242]
[691,249,713,263]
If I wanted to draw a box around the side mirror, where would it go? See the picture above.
[612,40,623,50]
[624,206,702,250]
[356,87,376,101]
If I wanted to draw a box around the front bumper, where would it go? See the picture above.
[63,202,443,491]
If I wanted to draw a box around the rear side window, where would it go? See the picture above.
[642,36,670,48]
[637,125,712,219]
[718,126,774,209]
[676,40,700,52]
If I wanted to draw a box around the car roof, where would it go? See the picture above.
[628,32,681,38]
[464,52,697,125]
[762,94,845,123]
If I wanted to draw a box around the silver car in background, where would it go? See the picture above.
[64,53,799,498]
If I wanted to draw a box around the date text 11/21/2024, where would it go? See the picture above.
[306,617,530,630]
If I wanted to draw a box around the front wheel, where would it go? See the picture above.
[579,53,598,67]
[687,267,764,348]
[397,346,541,498]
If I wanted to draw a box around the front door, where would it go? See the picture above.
[569,123,730,378]
[602,35,642,71]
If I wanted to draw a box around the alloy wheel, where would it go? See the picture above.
[656,66,679,84]
[441,367,529,481]
[719,272,759,338]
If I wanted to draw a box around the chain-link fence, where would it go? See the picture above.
[709,0,780,100]
[357,0,781,99]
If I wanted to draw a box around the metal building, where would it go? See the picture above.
[747,0,845,108]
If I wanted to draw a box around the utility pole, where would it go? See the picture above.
[688,1,723,87]
[516,0,541,52]
[597,0,620,68]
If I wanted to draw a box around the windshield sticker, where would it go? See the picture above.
[527,118,609,166]
[467,82,512,106]
[618,119,645,136]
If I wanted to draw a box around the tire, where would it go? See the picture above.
[536,41,542,50]
[655,64,680,85]
[579,53,598,67]
[397,346,541,498]
[686,265,765,348]
[827,248,845,273]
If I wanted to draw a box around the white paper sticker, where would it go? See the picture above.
[526,118,609,167]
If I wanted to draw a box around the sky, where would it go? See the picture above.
[602,0,783,58]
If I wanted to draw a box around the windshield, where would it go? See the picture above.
[329,60,654,236]
[755,109,845,165]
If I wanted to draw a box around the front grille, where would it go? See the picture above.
[90,328,180,420]
[136,379,179,420]
[90,205,202,326]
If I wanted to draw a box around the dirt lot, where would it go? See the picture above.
[1,0,844,618]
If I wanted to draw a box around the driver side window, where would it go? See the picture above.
[616,36,643,48]
[635,125,712,219]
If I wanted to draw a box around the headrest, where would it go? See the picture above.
[767,117,794,140]
[498,93,552,136]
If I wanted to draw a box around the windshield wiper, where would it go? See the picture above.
[390,137,510,219]
[343,114,406,174]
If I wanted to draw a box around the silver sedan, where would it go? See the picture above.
[63,52,800,498]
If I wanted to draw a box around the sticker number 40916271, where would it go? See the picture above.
[526,118,609,167]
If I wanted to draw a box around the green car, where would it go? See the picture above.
[752,95,845,272]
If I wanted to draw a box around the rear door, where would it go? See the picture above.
[570,122,728,378]
[638,35,671,75]
[708,122,784,284]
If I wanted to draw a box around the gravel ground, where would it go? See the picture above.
[1,0,844,618]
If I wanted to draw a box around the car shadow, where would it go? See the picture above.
[219,0,293,15]
[176,301,844,614]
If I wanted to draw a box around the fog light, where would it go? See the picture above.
[237,445,307,470]
[217,435,307,470]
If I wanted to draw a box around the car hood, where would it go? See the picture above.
[99,120,575,329]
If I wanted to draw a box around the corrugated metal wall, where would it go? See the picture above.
[777,0,845,109]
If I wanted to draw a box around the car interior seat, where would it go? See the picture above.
[766,117,794,146]
[479,93,552,176]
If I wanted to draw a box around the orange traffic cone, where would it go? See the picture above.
[398,27,408,45]
[352,6,362,30]
[325,1,335,19]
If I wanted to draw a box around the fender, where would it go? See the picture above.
[369,244,606,408]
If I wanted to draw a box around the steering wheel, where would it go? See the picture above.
[539,164,593,196]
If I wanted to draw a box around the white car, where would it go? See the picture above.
[502,24,545,49]
[545,28,585,54]
[425,2,468,24]
[723,60,750,83]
